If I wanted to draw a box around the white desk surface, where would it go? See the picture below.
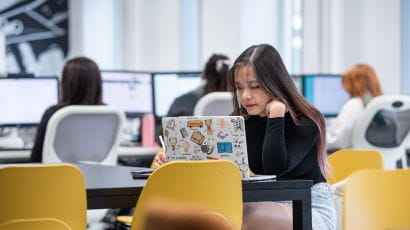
[0,146,159,160]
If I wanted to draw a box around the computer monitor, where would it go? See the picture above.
[153,72,202,117]
[303,74,349,117]
[0,77,59,126]
[290,75,303,93]
[101,71,153,116]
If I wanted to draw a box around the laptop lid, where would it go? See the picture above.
[162,116,249,179]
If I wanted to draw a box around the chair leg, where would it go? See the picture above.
[115,222,131,230]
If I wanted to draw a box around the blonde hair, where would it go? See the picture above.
[342,64,383,102]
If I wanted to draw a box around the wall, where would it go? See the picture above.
[69,0,300,72]
[69,0,124,70]
[201,0,240,65]
[115,0,181,71]
[69,0,403,92]
[0,32,5,76]
[302,0,401,94]
[402,0,410,94]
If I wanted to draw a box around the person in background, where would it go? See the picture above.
[30,57,104,162]
[166,54,230,117]
[326,64,383,150]
[153,53,231,149]
[230,44,336,230]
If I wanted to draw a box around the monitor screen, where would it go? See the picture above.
[101,71,153,116]
[153,72,202,117]
[290,75,303,93]
[0,77,59,126]
[303,74,349,117]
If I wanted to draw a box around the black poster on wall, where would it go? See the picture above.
[0,0,68,75]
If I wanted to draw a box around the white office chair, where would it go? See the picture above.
[352,95,410,169]
[194,92,233,116]
[42,105,125,165]
[41,105,125,228]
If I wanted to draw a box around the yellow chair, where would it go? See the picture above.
[0,164,87,230]
[119,160,243,230]
[327,149,383,185]
[344,169,410,230]
[142,199,233,230]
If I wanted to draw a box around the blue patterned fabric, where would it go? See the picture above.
[311,182,337,230]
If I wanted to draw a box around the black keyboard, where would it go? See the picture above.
[0,147,32,151]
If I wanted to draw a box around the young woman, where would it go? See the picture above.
[30,57,104,162]
[326,64,383,150]
[229,44,336,230]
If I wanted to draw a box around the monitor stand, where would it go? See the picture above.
[0,128,24,149]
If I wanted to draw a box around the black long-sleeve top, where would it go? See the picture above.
[245,113,326,184]
[30,105,58,162]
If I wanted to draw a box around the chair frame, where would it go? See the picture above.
[352,95,410,169]
[130,160,243,230]
[0,163,87,230]
[42,105,125,165]
[193,92,233,116]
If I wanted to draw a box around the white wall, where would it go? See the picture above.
[359,0,401,94]
[114,0,181,71]
[201,0,240,65]
[402,0,410,94]
[180,0,200,70]
[68,0,124,70]
[302,0,401,94]
[71,0,182,71]
[69,0,300,72]
[0,32,6,76]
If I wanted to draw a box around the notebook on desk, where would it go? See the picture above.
[162,116,251,179]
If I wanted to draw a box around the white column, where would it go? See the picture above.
[68,0,83,59]
[301,0,321,73]
[201,0,240,64]
[0,32,6,76]
[359,0,401,94]
[123,0,180,71]
[402,0,410,94]
[68,0,124,70]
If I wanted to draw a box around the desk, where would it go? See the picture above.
[78,164,312,230]
[0,146,159,162]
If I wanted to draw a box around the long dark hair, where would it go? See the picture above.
[202,54,230,95]
[59,57,103,108]
[228,44,329,176]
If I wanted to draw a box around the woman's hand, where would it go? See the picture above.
[265,99,286,118]
[152,152,167,169]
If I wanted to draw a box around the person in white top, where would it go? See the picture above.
[327,64,383,150]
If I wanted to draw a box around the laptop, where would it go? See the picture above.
[162,116,250,179]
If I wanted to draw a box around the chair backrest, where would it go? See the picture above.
[142,199,233,230]
[131,160,243,230]
[352,95,410,169]
[344,169,410,230]
[42,105,125,165]
[0,164,87,230]
[327,149,383,184]
[194,92,233,116]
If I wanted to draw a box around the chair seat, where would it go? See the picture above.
[116,216,132,225]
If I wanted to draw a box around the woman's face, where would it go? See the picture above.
[234,66,272,116]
